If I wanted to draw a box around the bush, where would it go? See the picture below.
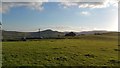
[65,32,76,36]
[94,33,102,35]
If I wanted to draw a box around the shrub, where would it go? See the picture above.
[65,32,76,36]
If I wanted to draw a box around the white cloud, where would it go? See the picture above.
[0,0,119,13]
[41,25,94,32]
[80,11,91,15]
[60,0,119,8]
[1,2,44,13]
[1,0,49,13]
[2,0,48,2]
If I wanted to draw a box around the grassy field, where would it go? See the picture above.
[2,34,120,67]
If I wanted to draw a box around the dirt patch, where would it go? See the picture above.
[100,48,107,51]
[52,48,62,50]
[108,60,120,64]
[84,54,96,58]
[54,56,67,61]
[114,49,120,51]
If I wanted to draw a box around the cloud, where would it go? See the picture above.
[2,0,48,2]
[0,0,119,13]
[80,11,91,15]
[41,25,93,32]
[1,2,46,13]
[60,0,119,8]
[1,0,49,13]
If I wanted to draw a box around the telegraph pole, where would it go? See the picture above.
[0,22,2,68]
[0,22,2,43]
[0,22,1,30]
[39,28,41,39]
[0,22,2,36]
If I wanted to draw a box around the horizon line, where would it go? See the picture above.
[2,29,119,33]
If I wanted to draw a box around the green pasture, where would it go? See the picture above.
[2,35,120,67]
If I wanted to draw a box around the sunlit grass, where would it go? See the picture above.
[2,35,119,67]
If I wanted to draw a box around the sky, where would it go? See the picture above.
[1,0,118,32]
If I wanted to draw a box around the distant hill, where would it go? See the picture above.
[76,30,108,35]
[2,30,25,40]
[2,29,118,40]
[2,29,64,40]
[27,29,64,38]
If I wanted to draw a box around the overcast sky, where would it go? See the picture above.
[1,0,118,32]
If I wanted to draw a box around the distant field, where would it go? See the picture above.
[2,34,120,67]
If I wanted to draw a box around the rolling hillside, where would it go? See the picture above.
[2,30,64,40]
[2,30,119,41]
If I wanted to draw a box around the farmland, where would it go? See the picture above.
[2,33,120,67]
